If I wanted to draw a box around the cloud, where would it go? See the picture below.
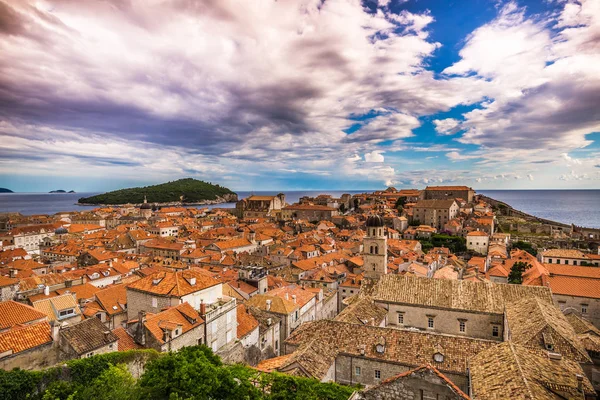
[433,118,461,135]
[447,0,600,154]
[364,151,385,163]
[527,174,534,181]
[561,153,582,166]
[446,151,480,161]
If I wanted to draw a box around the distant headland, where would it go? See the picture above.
[49,190,76,193]
[77,178,238,206]
[0,188,13,193]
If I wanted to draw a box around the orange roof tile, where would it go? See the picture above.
[0,321,53,355]
[127,270,220,297]
[237,304,259,339]
[0,301,48,330]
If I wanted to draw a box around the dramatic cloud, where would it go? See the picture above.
[0,0,598,190]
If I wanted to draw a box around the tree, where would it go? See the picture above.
[394,196,407,211]
[339,203,346,214]
[75,363,138,400]
[508,261,531,284]
[353,198,360,210]
[512,241,537,256]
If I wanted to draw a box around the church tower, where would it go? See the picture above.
[363,215,387,279]
[140,195,152,219]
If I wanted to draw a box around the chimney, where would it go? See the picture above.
[44,285,50,296]
[200,299,206,317]
[576,374,584,392]
[9,269,17,278]
[103,331,111,342]
[266,299,272,311]
[138,311,147,325]
[285,293,289,300]
[292,295,297,304]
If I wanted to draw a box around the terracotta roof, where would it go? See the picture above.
[469,342,595,399]
[32,294,81,322]
[0,301,47,330]
[95,284,128,315]
[373,274,553,314]
[56,283,100,300]
[112,327,141,351]
[256,354,293,372]
[0,321,53,355]
[0,275,21,288]
[544,263,600,279]
[284,319,496,380]
[334,297,387,325]
[546,275,600,299]
[60,317,118,355]
[506,298,590,363]
[425,186,472,191]
[127,270,220,297]
[565,313,600,353]
[212,238,253,250]
[236,304,259,339]
[246,294,298,315]
[143,303,203,345]
[266,285,316,308]
[541,249,586,259]
[466,231,488,236]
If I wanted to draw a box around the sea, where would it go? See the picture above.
[1,190,599,229]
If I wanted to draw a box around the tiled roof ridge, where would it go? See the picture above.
[508,342,535,400]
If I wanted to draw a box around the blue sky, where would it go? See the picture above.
[0,0,599,192]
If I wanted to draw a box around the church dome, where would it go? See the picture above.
[140,202,152,210]
[54,226,68,235]
[366,215,384,227]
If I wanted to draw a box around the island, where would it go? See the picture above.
[0,188,13,193]
[49,190,67,193]
[68,190,76,193]
[78,178,238,206]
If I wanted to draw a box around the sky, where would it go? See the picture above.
[0,0,599,192]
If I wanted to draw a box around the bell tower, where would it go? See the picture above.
[363,215,387,279]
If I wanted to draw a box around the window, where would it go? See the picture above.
[492,325,499,337]
[459,320,466,333]
[582,304,588,314]
[355,366,361,376]
[558,301,566,310]
[548,259,552,263]
[152,297,158,308]
[427,317,434,329]
[397,313,404,324]
[275,340,279,349]
[59,309,75,318]
[374,370,381,379]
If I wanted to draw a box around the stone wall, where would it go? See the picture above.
[356,367,468,400]
[0,343,58,371]
[381,303,504,341]
[126,289,178,320]
[555,295,600,329]
[336,354,469,393]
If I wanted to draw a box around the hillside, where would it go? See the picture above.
[0,188,13,193]
[78,178,237,205]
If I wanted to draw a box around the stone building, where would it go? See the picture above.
[59,317,118,359]
[126,269,237,352]
[137,302,204,352]
[281,204,339,222]
[350,364,470,400]
[423,186,475,203]
[372,274,553,341]
[236,194,286,219]
[412,200,459,230]
[280,319,496,392]
[248,306,282,359]
[363,215,387,279]
[466,231,489,255]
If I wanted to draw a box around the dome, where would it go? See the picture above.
[54,227,68,235]
[140,202,152,210]
[366,214,385,227]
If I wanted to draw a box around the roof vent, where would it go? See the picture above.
[152,277,162,285]
[189,277,196,286]
[548,352,562,361]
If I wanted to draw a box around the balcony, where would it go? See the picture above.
[204,296,236,323]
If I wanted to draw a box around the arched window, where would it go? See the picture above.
[370,246,374,253]
[375,246,379,254]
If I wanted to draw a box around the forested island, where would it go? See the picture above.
[78,178,238,205]
[0,188,13,193]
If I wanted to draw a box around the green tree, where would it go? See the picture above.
[508,261,532,284]
[75,364,138,400]
[394,196,407,211]
[512,241,537,256]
